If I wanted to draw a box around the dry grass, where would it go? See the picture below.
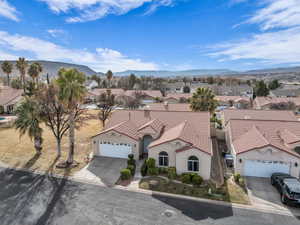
[0,110,102,176]
[226,177,250,205]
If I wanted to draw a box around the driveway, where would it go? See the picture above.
[73,156,127,187]
[246,177,300,216]
[1,167,300,225]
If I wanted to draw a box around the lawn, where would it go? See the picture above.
[139,176,250,204]
[0,110,102,176]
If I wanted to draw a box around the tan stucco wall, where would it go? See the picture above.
[92,130,140,160]
[148,140,212,180]
[234,146,300,177]
[176,148,211,180]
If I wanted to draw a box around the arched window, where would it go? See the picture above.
[188,156,199,172]
[159,151,168,167]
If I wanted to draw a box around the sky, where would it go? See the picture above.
[0,0,300,72]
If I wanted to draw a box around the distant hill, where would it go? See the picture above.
[244,67,300,75]
[115,69,238,77]
[0,60,97,79]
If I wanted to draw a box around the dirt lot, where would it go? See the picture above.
[0,110,102,175]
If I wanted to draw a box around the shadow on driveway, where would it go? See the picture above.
[86,156,127,186]
[152,193,233,221]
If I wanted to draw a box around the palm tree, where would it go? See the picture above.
[106,70,113,88]
[28,62,42,84]
[14,98,43,154]
[190,87,218,113]
[1,61,13,86]
[56,68,86,166]
[16,57,28,88]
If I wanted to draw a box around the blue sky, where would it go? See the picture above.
[0,0,300,72]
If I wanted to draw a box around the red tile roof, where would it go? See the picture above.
[145,103,191,112]
[223,109,297,125]
[0,86,23,106]
[254,97,300,108]
[96,110,212,155]
[228,119,300,158]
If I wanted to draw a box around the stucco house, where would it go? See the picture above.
[164,93,192,103]
[91,109,212,179]
[145,103,191,112]
[0,86,23,114]
[253,97,300,110]
[216,96,251,109]
[225,117,300,178]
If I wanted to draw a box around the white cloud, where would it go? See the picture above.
[247,0,300,30]
[0,30,158,72]
[47,29,66,38]
[38,0,175,22]
[0,0,19,21]
[210,0,300,65]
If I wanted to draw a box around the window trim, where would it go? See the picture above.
[187,156,199,172]
[158,151,169,167]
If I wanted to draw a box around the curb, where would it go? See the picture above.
[0,165,297,217]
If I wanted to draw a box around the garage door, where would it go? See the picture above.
[244,160,290,177]
[99,143,132,159]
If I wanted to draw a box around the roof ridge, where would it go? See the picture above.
[229,118,300,123]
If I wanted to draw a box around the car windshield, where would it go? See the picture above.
[284,179,300,193]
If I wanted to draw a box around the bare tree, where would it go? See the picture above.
[97,90,116,127]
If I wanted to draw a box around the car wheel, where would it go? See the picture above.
[281,195,287,205]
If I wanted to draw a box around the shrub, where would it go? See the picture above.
[238,177,245,187]
[234,173,241,183]
[192,174,203,185]
[0,106,4,114]
[181,173,192,184]
[148,167,159,176]
[120,169,131,180]
[127,165,135,176]
[167,167,177,180]
[128,154,134,160]
[127,158,136,166]
[141,161,148,177]
[158,167,168,174]
[146,158,156,168]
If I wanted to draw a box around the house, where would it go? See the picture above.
[86,88,125,102]
[226,119,300,178]
[124,90,163,104]
[216,96,251,109]
[0,86,23,113]
[222,109,298,127]
[164,93,192,103]
[145,103,191,112]
[85,80,98,90]
[91,110,212,179]
[270,89,300,97]
[254,97,300,110]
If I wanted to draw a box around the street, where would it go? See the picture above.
[0,167,299,225]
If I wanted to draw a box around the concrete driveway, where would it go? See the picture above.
[246,177,300,216]
[73,156,127,187]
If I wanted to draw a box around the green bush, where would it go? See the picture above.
[0,106,4,114]
[127,158,136,166]
[181,173,192,184]
[146,158,156,168]
[158,167,168,174]
[127,165,135,176]
[238,177,245,187]
[141,161,148,177]
[167,167,177,180]
[120,169,131,180]
[234,173,241,183]
[128,154,134,160]
[192,174,203,185]
[148,167,159,176]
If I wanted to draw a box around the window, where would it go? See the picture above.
[188,156,199,172]
[159,151,168,167]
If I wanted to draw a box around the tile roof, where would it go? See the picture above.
[0,86,23,106]
[137,118,164,134]
[97,110,212,155]
[228,119,300,157]
[216,96,250,103]
[223,109,297,125]
[254,97,300,108]
[165,93,192,100]
[88,88,125,97]
[145,103,191,112]
[125,90,162,98]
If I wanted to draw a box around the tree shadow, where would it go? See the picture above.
[23,153,41,169]
[152,193,233,221]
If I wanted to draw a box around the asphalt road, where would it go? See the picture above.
[0,167,299,225]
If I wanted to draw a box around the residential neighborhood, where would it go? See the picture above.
[1,1,300,225]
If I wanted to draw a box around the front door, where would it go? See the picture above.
[142,135,153,155]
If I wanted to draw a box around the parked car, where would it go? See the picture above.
[271,173,300,205]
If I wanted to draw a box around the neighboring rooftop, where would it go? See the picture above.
[145,103,191,112]
[254,97,300,108]
[228,119,300,157]
[0,86,23,106]
[223,109,298,125]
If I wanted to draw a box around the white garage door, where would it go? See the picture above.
[244,160,290,177]
[99,143,132,159]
